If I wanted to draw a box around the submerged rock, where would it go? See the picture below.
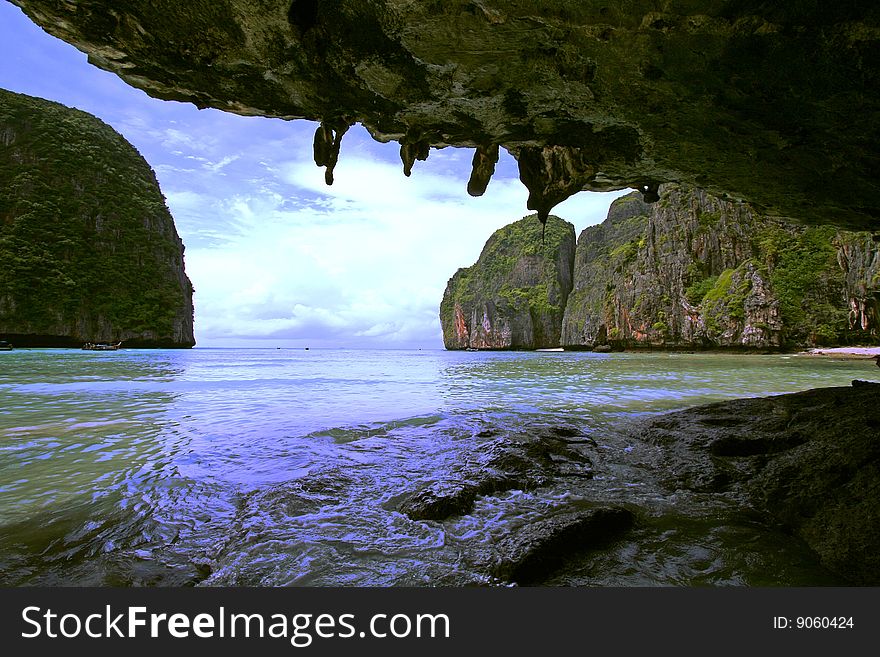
[638,382,880,585]
[487,507,634,585]
[397,384,879,586]
[399,429,593,521]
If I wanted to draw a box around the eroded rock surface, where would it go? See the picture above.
[393,382,880,585]
[398,427,594,521]
[561,186,880,350]
[10,1,880,229]
[485,506,634,585]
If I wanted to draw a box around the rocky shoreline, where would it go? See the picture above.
[395,380,880,586]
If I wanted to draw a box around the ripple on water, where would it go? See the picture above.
[1,350,873,586]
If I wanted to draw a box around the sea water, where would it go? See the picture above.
[0,348,874,586]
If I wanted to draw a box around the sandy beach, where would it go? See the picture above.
[798,346,880,358]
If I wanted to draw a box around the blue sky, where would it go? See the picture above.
[0,2,628,348]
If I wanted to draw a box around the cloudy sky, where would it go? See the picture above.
[0,3,628,348]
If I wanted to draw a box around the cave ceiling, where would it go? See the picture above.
[11,0,880,231]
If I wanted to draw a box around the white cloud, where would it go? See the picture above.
[177,132,629,348]
[203,154,241,173]
[161,127,217,153]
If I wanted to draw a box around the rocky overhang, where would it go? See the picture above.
[9,1,880,232]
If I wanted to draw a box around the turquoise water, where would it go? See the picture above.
[0,348,874,585]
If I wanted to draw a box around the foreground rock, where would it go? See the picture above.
[642,381,880,585]
[399,426,594,520]
[440,214,575,349]
[396,382,879,586]
[486,507,634,585]
[11,1,880,229]
[0,89,195,348]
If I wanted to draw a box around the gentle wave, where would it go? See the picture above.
[0,348,874,585]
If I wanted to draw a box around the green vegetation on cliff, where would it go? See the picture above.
[561,186,879,350]
[701,266,753,338]
[0,89,194,347]
[440,214,575,350]
[754,225,849,345]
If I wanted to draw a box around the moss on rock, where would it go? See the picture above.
[561,185,879,350]
[440,214,575,349]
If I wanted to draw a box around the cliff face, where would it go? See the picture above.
[10,1,880,231]
[440,215,575,350]
[562,187,880,350]
[0,89,195,348]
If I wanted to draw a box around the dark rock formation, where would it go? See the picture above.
[639,382,880,586]
[0,89,195,348]
[398,428,594,522]
[562,186,880,350]
[395,383,879,585]
[486,507,634,585]
[440,214,575,350]
[10,1,880,231]
[389,381,880,585]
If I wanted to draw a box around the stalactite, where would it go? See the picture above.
[467,144,499,197]
[399,137,430,177]
[400,142,416,177]
[313,121,349,185]
[313,123,332,168]
[516,145,597,239]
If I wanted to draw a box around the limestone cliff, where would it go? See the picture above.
[10,1,880,231]
[562,187,880,350]
[0,89,195,348]
[440,215,574,350]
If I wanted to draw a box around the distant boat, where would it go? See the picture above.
[82,341,123,351]
[0,340,12,351]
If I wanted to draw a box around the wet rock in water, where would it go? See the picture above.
[708,432,808,458]
[236,470,355,519]
[399,479,513,522]
[383,385,879,585]
[544,425,593,442]
[637,384,880,585]
[488,507,634,585]
[399,433,593,522]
